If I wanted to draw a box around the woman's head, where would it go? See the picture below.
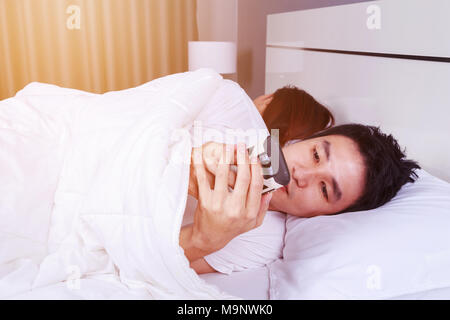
[262,86,335,146]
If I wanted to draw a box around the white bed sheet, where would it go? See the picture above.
[7,267,269,300]
[8,275,152,300]
[14,267,450,300]
[199,266,270,300]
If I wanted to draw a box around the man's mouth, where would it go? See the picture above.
[282,185,289,196]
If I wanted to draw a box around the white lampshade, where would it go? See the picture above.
[188,41,237,74]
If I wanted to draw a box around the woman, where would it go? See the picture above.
[253,86,335,146]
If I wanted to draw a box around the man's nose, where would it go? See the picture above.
[293,167,313,188]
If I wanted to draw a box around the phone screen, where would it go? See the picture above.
[248,135,290,194]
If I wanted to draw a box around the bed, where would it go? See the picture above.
[2,0,450,300]
[198,0,450,300]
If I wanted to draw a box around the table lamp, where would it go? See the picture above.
[188,41,237,74]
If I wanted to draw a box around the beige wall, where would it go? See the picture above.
[196,0,238,81]
[197,0,372,99]
[196,0,237,42]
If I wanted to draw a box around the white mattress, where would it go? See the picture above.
[9,276,153,300]
[7,267,269,300]
[199,266,270,300]
[10,264,450,300]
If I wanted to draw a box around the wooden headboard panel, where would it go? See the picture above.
[265,0,450,181]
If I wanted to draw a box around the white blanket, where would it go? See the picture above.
[0,69,268,299]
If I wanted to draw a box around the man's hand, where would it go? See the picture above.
[180,143,272,262]
[188,142,237,198]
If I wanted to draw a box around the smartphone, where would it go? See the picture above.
[248,135,291,194]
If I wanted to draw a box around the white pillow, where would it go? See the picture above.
[268,170,450,299]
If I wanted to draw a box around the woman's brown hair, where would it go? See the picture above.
[262,86,335,146]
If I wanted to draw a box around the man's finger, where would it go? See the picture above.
[214,144,232,194]
[246,159,264,217]
[233,143,251,201]
[202,142,219,175]
[255,192,272,227]
[193,147,211,201]
[228,169,237,188]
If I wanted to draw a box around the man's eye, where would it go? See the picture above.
[313,148,320,162]
[321,182,329,200]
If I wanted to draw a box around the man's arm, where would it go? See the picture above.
[179,223,219,262]
[190,258,216,274]
[179,143,271,269]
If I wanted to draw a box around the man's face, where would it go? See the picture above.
[269,135,366,217]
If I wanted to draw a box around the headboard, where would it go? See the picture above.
[265,0,450,182]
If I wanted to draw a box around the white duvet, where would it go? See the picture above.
[0,69,268,299]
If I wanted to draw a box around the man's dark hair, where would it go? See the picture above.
[305,124,421,213]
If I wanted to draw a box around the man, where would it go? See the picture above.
[179,124,420,274]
